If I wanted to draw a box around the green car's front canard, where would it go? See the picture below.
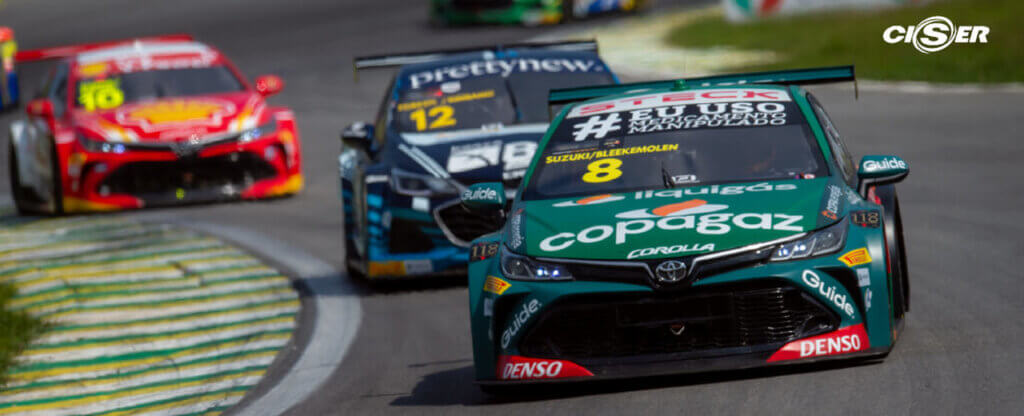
[463,67,912,390]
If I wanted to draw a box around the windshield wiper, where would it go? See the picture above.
[661,162,677,189]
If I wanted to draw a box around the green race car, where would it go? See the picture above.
[431,0,647,26]
[460,66,911,389]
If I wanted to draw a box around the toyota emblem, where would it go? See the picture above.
[655,260,688,283]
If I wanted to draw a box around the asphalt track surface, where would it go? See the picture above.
[2,0,1024,414]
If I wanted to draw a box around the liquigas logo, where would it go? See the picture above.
[552,182,798,209]
[883,16,990,54]
[539,200,804,252]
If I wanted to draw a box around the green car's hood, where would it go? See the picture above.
[511,178,844,260]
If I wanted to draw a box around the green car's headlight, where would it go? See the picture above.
[771,217,848,261]
[500,246,573,281]
[390,168,458,197]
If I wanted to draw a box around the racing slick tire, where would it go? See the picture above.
[46,140,64,216]
[6,140,60,215]
[343,227,366,280]
[876,184,909,318]
[7,141,29,215]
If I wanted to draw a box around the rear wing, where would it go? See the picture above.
[548,65,857,111]
[15,34,195,63]
[352,39,598,81]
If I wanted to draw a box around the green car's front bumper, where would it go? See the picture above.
[468,232,899,383]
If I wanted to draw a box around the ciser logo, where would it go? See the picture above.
[883,16,990,54]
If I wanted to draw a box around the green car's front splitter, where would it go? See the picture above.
[468,236,899,383]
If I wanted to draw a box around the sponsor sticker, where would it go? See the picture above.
[117,98,236,132]
[862,157,907,172]
[821,184,841,221]
[856,267,871,287]
[801,270,856,319]
[509,209,524,249]
[627,243,715,260]
[767,324,868,362]
[496,355,593,381]
[838,248,872,267]
[407,58,602,89]
[403,259,433,275]
[851,210,880,228]
[553,194,624,207]
[539,200,805,252]
[470,242,499,262]
[483,276,511,295]
[567,88,791,119]
[501,299,540,349]
[883,16,989,54]
[483,298,494,317]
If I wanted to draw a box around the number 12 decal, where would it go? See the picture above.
[409,105,456,131]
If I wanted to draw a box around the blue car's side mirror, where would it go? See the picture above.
[461,182,506,212]
[341,121,375,153]
[857,155,909,195]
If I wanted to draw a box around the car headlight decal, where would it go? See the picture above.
[390,168,458,197]
[239,117,278,143]
[500,246,572,281]
[771,217,848,261]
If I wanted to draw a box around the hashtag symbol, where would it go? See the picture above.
[572,113,622,142]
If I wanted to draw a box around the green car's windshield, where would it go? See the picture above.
[521,88,829,201]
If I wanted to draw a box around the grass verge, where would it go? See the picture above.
[667,0,1023,83]
[0,283,45,387]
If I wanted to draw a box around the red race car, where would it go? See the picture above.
[8,34,302,214]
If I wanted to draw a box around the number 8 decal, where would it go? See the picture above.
[582,158,623,183]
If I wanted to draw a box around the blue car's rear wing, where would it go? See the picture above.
[353,39,598,81]
[548,65,857,109]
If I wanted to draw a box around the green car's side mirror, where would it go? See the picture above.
[857,155,909,195]
[461,182,506,212]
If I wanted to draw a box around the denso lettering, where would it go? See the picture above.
[798,334,862,358]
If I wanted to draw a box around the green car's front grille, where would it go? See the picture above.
[519,280,838,360]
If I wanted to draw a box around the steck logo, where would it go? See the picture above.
[883,16,990,54]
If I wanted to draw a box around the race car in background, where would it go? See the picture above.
[339,41,618,279]
[0,27,19,111]
[460,66,911,389]
[431,0,650,26]
[8,34,302,214]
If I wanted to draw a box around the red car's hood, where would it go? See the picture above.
[72,91,267,143]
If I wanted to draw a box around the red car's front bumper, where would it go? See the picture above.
[61,127,302,213]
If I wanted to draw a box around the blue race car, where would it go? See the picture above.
[339,41,618,279]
